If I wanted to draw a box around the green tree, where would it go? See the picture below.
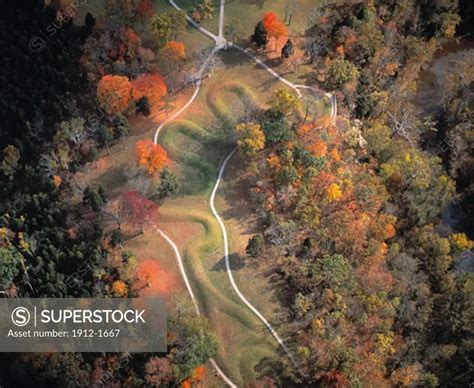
[246,234,265,258]
[325,58,360,90]
[171,314,218,381]
[281,39,294,59]
[381,151,455,225]
[97,125,113,155]
[111,229,123,247]
[313,254,355,294]
[114,113,131,149]
[83,186,107,212]
[269,88,299,114]
[251,21,268,48]
[28,353,91,387]
[151,9,187,48]
[261,110,292,146]
[0,247,23,290]
[158,167,179,198]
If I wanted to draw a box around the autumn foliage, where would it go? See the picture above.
[122,191,158,230]
[262,12,288,41]
[131,73,167,110]
[136,0,155,22]
[97,75,132,115]
[161,41,186,62]
[235,122,266,157]
[111,280,128,296]
[135,139,169,175]
[135,259,176,297]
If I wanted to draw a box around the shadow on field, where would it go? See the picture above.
[211,252,245,272]
[91,164,127,198]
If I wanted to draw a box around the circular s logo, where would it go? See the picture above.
[11,307,30,327]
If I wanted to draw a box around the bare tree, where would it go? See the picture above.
[303,36,327,64]
[387,110,418,147]
[61,117,89,147]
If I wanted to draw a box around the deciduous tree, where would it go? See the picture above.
[198,0,215,20]
[325,58,359,90]
[269,88,299,114]
[97,75,132,115]
[132,73,167,110]
[151,9,187,48]
[235,122,266,157]
[136,0,155,27]
[122,191,158,234]
[262,12,288,47]
[160,41,186,74]
[135,139,169,176]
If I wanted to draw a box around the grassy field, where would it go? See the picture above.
[154,64,287,384]
[76,47,330,384]
[73,0,331,384]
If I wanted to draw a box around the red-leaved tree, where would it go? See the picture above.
[122,191,158,234]
[136,0,155,28]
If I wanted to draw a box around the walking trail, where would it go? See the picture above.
[153,1,337,385]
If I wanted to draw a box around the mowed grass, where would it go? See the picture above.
[154,56,309,383]
[72,0,330,380]
[224,0,318,39]
[81,47,329,383]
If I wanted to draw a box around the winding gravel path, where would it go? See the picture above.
[209,149,303,373]
[156,228,237,388]
[153,1,338,385]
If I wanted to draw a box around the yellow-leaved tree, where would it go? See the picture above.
[235,122,266,157]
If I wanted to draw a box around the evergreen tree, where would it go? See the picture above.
[246,234,265,258]
[158,167,179,198]
[136,96,151,116]
[281,39,294,59]
[251,21,268,48]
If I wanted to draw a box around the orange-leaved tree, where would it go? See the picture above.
[135,259,176,296]
[262,12,288,47]
[132,73,167,110]
[160,41,186,74]
[111,280,128,296]
[135,139,169,175]
[97,75,132,115]
[161,41,185,62]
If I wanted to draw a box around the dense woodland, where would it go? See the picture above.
[0,0,211,387]
[243,0,474,386]
[0,0,473,387]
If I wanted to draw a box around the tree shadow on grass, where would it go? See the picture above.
[297,69,319,85]
[220,47,255,67]
[260,56,284,69]
[91,165,127,198]
[211,252,245,272]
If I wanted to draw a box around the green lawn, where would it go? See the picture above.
[72,0,330,383]
[155,61,300,383]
